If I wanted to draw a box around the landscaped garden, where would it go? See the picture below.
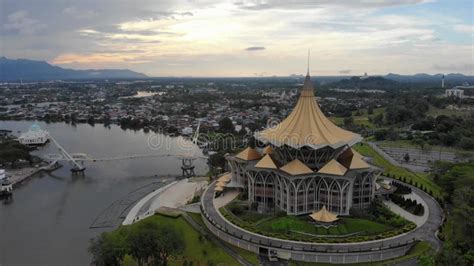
[220,198,416,243]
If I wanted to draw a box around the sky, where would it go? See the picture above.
[0,0,473,77]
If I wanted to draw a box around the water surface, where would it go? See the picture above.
[0,121,206,266]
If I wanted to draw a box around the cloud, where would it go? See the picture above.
[1,0,472,75]
[62,6,97,19]
[453,24,474,36]
[245,46,265,51]
[339,69,351,74]
[3,10,45,34]
[235,0,432,10]
[433,63,473,73]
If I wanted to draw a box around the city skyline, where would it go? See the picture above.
[1,0,473,77]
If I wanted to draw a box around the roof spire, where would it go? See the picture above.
[307,49,310,75]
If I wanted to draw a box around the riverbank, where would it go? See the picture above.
[123,177,208,225]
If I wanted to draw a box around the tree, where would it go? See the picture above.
[403,153,410,162]
[128,222,158,266]
[89,230,128,266]
[154,225,185,265]
[218,117,234,134]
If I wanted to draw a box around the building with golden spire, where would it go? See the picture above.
[226,64,379,216]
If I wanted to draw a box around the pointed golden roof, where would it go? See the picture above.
[262,145,273,155]
[318,159,347,176]
[255,154,278,169]
[337,148,370,170]
[280,159,313,175]
[217,173,232,183]
[214,185,224,192]
[309,206,339,223]
[236,147,262,161]
[255,73,362,149]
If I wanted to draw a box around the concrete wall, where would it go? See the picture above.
[202,214,415,264]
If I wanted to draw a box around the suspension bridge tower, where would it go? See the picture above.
[180,155,196,178]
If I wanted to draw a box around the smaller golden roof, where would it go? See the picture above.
[309,206,339,223]
[318,159,347,176]
[217,173,232,183]
[262,145,273,155]
[280,159,313,175]
[337,148,370,170]
[214,185,224,192]
[348,150,370,169]
[236,147,262,161]
[216,181,227,187]
[255,154,278,169]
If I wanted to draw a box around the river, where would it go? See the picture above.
[0,121,207,266]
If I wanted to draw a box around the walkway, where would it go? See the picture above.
[122,178,207,225]
[201,177,443,256]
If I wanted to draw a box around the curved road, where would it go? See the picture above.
[201,179,443,253]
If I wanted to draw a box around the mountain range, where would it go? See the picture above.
[0,57,147,81]
[1,57,473,84]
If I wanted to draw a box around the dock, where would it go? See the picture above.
[7,163,60,188]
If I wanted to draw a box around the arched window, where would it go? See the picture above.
[317,179,329,210]
[329,181,341,213]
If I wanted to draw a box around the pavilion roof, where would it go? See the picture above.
[235,147,262,161]
[318,159,347,176]
[262,145,273,155]
[280,159,313,175]
[255,154,278,169]
[309,206,339,223]
[337,148,370,170]
[217,173,232,183]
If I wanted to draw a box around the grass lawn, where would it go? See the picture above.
[187,212,260,265]
[353,142,442,196]
[257,216,389,236]
[123,214,239,266]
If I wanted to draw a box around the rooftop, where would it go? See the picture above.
[255,72,362,150]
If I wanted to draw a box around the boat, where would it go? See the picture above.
[0,169,13,197]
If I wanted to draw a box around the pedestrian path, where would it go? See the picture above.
[122,178,208,225]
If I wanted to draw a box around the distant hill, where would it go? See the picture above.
[328,76,400,90]
[384,73,474,84]
[0,57,147,81]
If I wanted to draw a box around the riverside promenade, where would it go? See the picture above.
[123,177,208,225]
[201,178,443,264]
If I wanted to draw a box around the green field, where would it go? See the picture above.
[353,142,441,196]
[187,212,259,265]
[257,216,389,236]
[329,107,385,129]
[220,204,416,243]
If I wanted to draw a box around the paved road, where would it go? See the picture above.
[201,178,443,253]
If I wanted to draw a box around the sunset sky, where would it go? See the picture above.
[1,0,473,76]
